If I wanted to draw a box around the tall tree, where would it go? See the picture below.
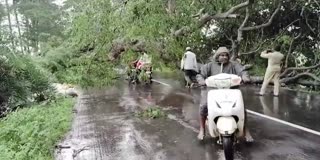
[15,0,63,54]
[5,0,15,49]
[13,0,24,54]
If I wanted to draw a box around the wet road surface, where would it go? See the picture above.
[55,79,320,160]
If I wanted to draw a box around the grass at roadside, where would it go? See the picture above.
[136,106,167,119]
[0,98,75,160]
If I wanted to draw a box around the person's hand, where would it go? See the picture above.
[198,80,206,86]
[266,49,272,53]
[242,76,251,84]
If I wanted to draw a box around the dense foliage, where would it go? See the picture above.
[0,98,74,160]
[1,0,320,110]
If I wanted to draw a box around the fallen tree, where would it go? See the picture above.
[68,0,320,90]
[249,64,320,87]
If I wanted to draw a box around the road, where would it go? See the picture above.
[55,78,320,160]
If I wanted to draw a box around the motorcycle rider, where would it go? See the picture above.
[127,56,139,82]
[196,46,253,142]
[128,52,152,83]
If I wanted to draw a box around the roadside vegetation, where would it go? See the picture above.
[136,106,167,119]
[0,98,74,160]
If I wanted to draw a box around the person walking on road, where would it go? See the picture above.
[258,46,284,97]
[181,47,198,88]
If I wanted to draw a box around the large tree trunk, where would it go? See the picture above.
[5,0,15,49]
[32,19,40,53]
[13,0,24,54]
[25,17,31,53]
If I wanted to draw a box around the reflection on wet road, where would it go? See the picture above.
[56,80,320,160]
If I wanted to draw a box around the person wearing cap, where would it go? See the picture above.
[196,46,253,142]
[258,46,284,96]
[181,47,199,87]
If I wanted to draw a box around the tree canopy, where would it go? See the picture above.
[0,0,320,114]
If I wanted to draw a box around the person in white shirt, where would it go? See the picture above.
[181,47,198,87]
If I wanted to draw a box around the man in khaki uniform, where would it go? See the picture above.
[258,47,284,96]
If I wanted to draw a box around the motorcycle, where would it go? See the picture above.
[128,60,152,85]
[137,62,152,85]
[205,73,245,160]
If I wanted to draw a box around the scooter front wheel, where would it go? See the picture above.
[222,135,234,160]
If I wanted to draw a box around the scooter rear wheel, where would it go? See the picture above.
[222,136,234,160]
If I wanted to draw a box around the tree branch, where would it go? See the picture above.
[197,0,251,28]
[305,17,316,34]
[166,0,176,15]
[190,0,195,6]
[241,0,282,31]
[296,80,320,86]
[226,35,236,52]
[314,0,320,8]
[171,26,191,37]
[272,19,300,43]
[223,0,251,17]
[284,33,301,68]
[237,7,250,42]
[239,40,267,55]
[192,8,205,18]
[250,74,320,86]
[280,63,320,77]
[243,64,253,70]
[280,72,320,83]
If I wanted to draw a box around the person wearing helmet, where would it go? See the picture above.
[181,47,199,87]
[196,46,253,142]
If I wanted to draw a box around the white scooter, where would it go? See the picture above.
[205,73,245,160]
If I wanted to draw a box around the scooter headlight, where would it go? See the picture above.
[213,78,232,88]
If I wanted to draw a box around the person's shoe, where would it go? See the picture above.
[245,134,254,143]
[197,130,205,140]
[273,94,279,97]
[255,92,264,96]
[215,136,222,145]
